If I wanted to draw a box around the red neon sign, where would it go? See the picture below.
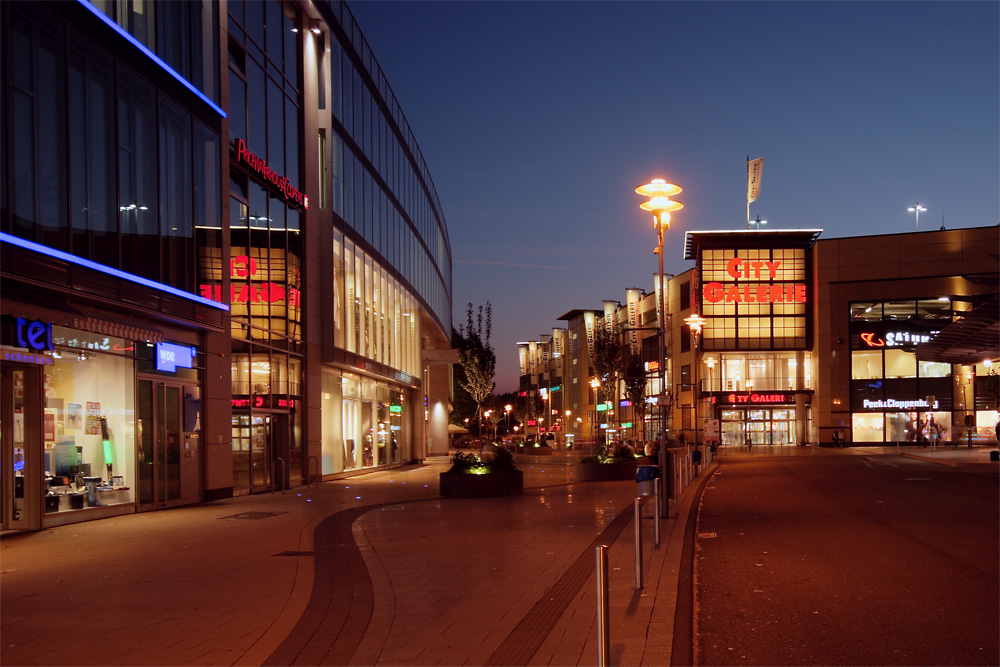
[704,282,806,304]
[234,138,308,210]
[725,392,790,404]
[860,332,884,347]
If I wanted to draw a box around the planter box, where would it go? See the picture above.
[573,459,638,482]
[439,470,524,498]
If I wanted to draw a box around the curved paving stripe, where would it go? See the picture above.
[264,503,393,666]
[483,500,640,666]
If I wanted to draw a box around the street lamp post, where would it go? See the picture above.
[504,404,512,438]
[685,314,706,454]
[908,203,927,231]
[636,178,684,510]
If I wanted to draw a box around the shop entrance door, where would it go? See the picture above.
[137,379,201,510]
[232,413,290,493]
[1,364,42,531]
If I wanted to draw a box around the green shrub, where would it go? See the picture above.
[447,447,518,475]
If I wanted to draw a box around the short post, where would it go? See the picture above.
[634,498,643,590]
[654,477,661,547]
[596,545,610,667]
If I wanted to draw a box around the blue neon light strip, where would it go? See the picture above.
[76,0,226,119]
[0,232,229,311]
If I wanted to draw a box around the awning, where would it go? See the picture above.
[68,303,164,344]
[448,423,469,434]
[916,294,999,365]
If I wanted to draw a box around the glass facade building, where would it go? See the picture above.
[1,0,454,532]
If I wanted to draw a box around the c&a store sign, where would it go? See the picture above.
[703,257,807,304]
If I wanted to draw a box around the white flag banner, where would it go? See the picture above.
[747,157,764,203]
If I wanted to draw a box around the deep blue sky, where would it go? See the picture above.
[348,0,1000,393]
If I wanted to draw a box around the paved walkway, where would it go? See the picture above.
[1,453,711,667]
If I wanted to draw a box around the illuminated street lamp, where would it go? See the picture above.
[685,314,706,453]
[704,356,717,393]
[636,178,684,511]
[504,403,512,436]
[907,202,927,231]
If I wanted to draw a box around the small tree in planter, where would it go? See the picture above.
[575,443,638,481]
[440,448,523,497]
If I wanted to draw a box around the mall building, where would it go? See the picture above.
[518,225,999,451]
[1,0,455,533]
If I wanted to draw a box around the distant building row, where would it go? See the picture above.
[517,226,999,450]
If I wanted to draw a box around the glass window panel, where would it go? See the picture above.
[192,0,219,102]
[159,96,193,290]
[247,60,267,157]
[265,0,282,64]
[228,70,247,142]
[245,0,263,46]
[853,413,884,442]
[919,359,951,378]
[266,77,284,175]
[884,349,917,378]
[69,36,117,267]
[852,351,883,380]
[883,300,916,321]
[285,95,299,187]
[157,0,191,82]
[917,299,952,320]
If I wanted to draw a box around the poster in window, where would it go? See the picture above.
[66,403,83,430]
[43,409,56,443]
[85,402,101,435]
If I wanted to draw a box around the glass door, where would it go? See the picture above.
[250,414,271,492]
[1,365,41,531]
[138,379,199,509]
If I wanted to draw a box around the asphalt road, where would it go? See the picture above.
[694,454,999,666]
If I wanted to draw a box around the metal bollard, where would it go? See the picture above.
[596,545,609,667]
[654,477,661,547]
[634,498,643,590]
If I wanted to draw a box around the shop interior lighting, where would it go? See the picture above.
[76,0,226,119]
[0,231,229,311]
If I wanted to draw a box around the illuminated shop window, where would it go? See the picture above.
[852,413,884,442]
[852,351,883,380]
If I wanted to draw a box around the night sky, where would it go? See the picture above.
[348,0,999,393]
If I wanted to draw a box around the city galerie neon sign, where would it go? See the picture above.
[234,138,308,210]
[704,257,807,304]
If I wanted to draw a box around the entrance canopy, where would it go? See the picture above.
[917,294,999,365]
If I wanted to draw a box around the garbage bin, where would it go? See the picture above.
[636,465,659,496]
[691,450,702,464]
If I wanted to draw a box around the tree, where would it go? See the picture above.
[591,319,628,451]
[623,354,647,443]
[456,302,496,437]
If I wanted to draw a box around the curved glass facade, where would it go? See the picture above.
[320,0,452,336]
[1,0,455,529]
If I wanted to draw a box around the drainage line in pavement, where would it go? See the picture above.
[670,468,716,667]
[483,501,641,667]
[264,502,394,666]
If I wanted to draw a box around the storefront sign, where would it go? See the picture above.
[231,395,296,409]
[859,331,932,348]
[723,392,793,405]
[703,257,808,304]
[1,348,53,366]
[233,138,308,210]
[704,282,807,304]
[155,342,196,372]
[15,318,53,352]
[861,398,939,410]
